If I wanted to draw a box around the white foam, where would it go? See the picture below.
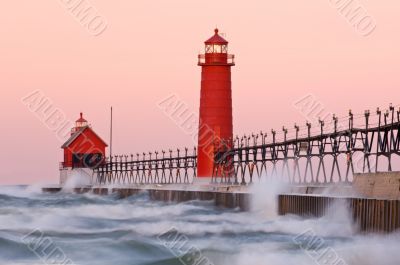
[62,171,91,191]
[0,184,43,198]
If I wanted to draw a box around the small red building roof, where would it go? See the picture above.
[61,126,108,149]
[205,28,228,44]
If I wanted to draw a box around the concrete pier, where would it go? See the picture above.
[278,194,400,233]
[42,172,400,233]
[42,186,251,210]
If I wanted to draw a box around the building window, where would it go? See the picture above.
[72,153,103,168]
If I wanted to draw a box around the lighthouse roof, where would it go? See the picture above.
[61,126,108,148]
[205,28,228,44]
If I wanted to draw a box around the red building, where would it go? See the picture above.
[197,29,235,177]
[61,113,107,169]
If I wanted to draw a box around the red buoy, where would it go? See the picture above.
[197,29,235,178]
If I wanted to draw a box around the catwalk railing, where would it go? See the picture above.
[213,106,400,184]
[93,105,400,185]
[93,149,197,185]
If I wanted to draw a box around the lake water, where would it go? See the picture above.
[0,185,399,265]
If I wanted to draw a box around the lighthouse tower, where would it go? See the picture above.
[197,29,235,178]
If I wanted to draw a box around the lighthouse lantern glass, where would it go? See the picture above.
[221,45,227,53]
[205,44,227,54]
[76,120,88,128]
[213,44,222,53]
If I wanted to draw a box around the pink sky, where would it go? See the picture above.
[0,1,399,184]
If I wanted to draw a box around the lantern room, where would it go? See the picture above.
[205,28,228,53]
[61,113,107,169]
[72,112,88,133]
[198,28,235,66]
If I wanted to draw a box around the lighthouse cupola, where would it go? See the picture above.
[71,112,89,135]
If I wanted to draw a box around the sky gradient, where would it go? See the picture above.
[0,0,399,184]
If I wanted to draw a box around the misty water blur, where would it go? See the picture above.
[0,184,398,265]
[62,170,92,191]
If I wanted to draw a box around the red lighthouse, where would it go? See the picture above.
[197,29,235,178]
[59,113,108,185]
[61,113,107,169]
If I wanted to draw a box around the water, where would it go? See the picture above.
[0,185,399,265]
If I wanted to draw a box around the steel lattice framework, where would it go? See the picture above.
[93,106,400,185]
[214,107,400,184]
